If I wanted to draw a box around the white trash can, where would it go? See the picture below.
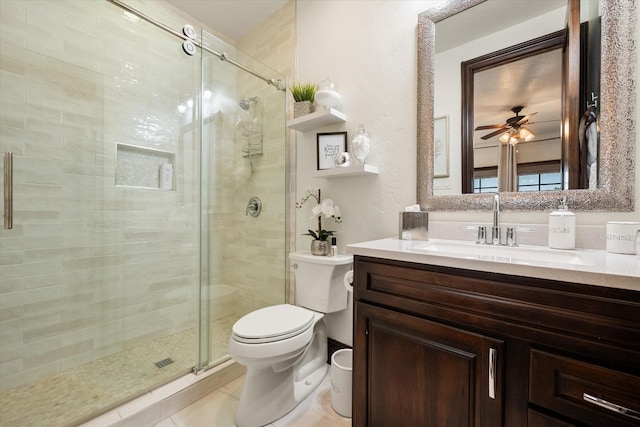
[330,348,352,418]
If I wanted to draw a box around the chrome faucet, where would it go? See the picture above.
[472,194,522,246]
[471,193,522,245]
[491,193,501,245]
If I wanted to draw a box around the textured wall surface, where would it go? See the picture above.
[295,1,431,345]
[295,0,639,344]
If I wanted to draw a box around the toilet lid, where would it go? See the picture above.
[232,304,315,344]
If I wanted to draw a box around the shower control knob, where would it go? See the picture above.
[246,196,262,217]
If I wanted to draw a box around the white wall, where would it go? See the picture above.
[296,1,436,345]
[296,1,639,343]
[297,0,639,239]
[296,1,432,253]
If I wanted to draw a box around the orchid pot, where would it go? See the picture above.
[310,240,331,256]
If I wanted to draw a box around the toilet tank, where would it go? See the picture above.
[289,251,353,313]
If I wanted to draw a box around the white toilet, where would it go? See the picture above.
[228,251,353,427]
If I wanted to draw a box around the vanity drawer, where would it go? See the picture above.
[528,409,578,427]
[530,349,640,427]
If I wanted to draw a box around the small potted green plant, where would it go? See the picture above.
[290,82,317,118]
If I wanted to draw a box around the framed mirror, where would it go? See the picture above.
[417,0,635,211]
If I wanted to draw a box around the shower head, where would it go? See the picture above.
[239,96,258,110]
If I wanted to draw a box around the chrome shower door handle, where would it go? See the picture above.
[4,152,13,230]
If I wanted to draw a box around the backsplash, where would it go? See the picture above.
[429,221,607,250]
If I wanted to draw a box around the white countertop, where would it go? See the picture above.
[346,238,640,292]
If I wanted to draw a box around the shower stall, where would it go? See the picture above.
[0,0,287,425]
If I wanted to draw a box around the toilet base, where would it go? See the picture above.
[234,322,328,427]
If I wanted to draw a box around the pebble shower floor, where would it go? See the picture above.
[0,316,239,427]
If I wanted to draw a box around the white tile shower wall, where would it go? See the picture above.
[232,1,295,315]
[228,75,287,317]
[0,0,202,392]
[199,39,260,319]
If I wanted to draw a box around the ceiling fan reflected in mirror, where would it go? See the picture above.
[475,105,539,144]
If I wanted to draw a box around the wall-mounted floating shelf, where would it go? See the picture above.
[313,163,378,179]
[287,108,346,132]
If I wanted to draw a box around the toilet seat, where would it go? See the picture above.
[232,304,315,344]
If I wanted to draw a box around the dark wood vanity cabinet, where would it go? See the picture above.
[352,256,640,427]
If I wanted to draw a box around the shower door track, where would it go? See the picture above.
[105,0,285,91]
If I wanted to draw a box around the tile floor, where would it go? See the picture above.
[152,366,352,427]
[1,316,239,427]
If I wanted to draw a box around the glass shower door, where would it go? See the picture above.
[199,29,288,367]
[0,1,201,424]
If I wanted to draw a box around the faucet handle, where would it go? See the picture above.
[506,227,517,247]
[464,225,488,244]
[491,226,501,245]
[477,226,487,244]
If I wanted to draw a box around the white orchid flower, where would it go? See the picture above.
[333,205,342,222]
[296,189,343,236]
[321,199,335,217]
[311,204,323,218]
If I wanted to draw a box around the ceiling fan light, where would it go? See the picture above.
[499,132,510,143]
[520,127,534,141]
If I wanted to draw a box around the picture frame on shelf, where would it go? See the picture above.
[317,131,347,170]
[434,115,450,178]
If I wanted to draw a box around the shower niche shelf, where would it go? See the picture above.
[313,163,378,179]
[287,108,346,132]
[116,143,175,190]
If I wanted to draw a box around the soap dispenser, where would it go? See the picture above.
[548,197,576,249]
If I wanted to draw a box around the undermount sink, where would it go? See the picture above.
[411,239,591,266]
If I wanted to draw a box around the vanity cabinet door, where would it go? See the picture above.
[354,302,504,427]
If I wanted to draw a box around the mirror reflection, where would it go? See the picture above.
[418,0,634,212]
[464,32,564,193]
[433,0,601,195]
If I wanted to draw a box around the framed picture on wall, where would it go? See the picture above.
[434,115,450,178]
[317,132,347,170]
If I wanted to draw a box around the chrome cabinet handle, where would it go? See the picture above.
[489,347,497,399]
[4,152,12,230]
[583,393,640,421]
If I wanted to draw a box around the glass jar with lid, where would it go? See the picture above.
[351,124,371,164]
